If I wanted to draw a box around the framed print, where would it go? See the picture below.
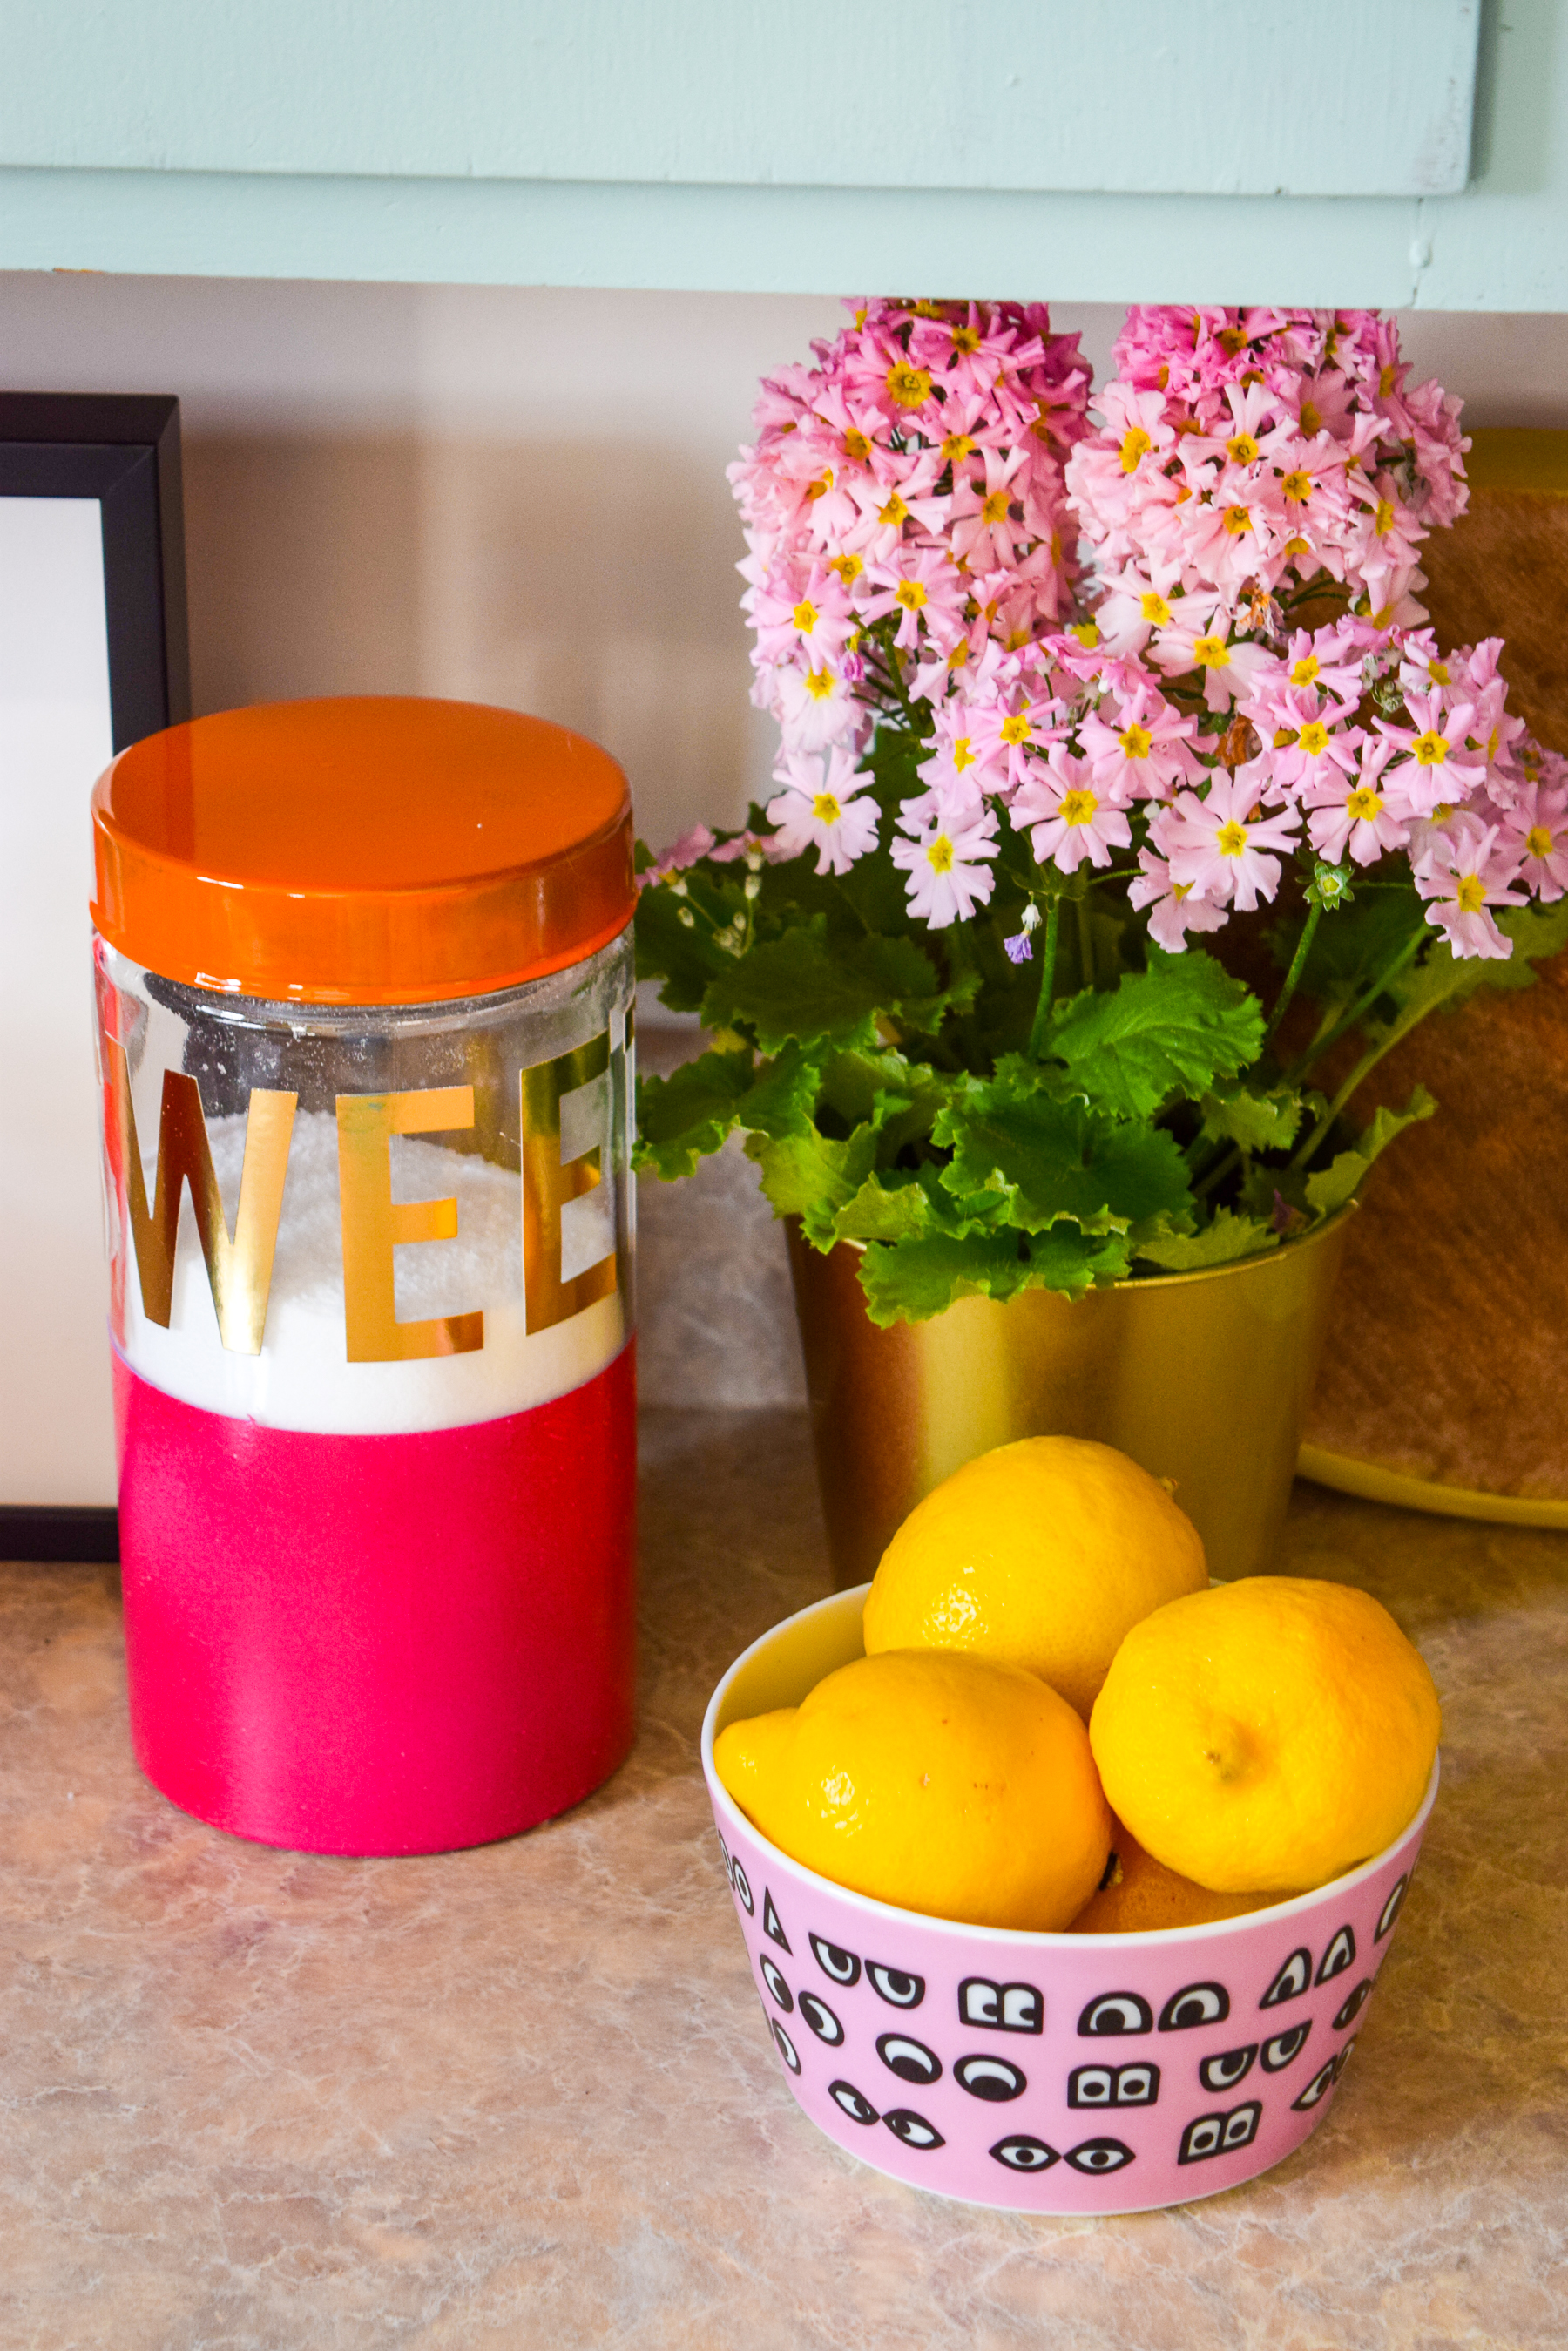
[0,392,189,1560]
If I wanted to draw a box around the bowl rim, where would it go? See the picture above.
[700,1580,1440,1952]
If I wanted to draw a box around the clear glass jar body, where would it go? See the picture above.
[93,927,637,1857]
[96,931,635,1429]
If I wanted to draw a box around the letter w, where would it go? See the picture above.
[105,1039,297,1356]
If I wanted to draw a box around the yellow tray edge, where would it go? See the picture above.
[1297,1443,1568,1528]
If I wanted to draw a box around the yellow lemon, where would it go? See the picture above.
[863,1436,1208,1719]
[713,1649,1112,1932]
[1067,1817,1287,1934]
[1089,1576,1441,1894]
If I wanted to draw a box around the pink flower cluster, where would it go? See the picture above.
[729,296,1088,838]
[1067,307,1469,632]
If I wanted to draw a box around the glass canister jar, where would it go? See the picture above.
[91,697,637,1855]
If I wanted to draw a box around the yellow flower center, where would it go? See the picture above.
[1413,729,1449,766]
[950,324,982,355]
[894,579,928,612]
[878,491,909,526]
[886,363,933,410]
[1120,426,1152,473]
[1060,790,1098,827]
[941,432,976,462]
[981,489,1011,525]
[1298,720,1329,755]
[1281,471,1313,503]
[1347,788,1383,822]
[1290,655,1320,686]
[1227,433,1260,464]
[801,667,835,702]
[843,427,872,463]
[1070,621,1101,649]
[1487,728,1499,759]
[1223,505,1252,537]
[1001,713,1031,745]
[1217,326,1249,357]
[828,552,864,586]
[1283,534,1311,555]
[812,792,842,825]
[1193,634,1230,667]
[1274,728,1298,749]
[1429,659,1450,684]
[1528,826,1553,859]
[1300,400,1322,436]
[952,736,976,770]
[1216,820,1249,857]
[928,834,956,874]
[794,600,819,633]
[1379,362,1397,397]
[1455,874,1487,914]
[1121,722,1152,760]
[1140,591,1173,626]
[806,471,833,502]
[1375,498,1396,535]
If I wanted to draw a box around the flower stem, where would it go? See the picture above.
[1028,898,1062,1057]
[1287,942,1436,1174]
[1075,884,1095,991]
[1262,903,1321,1051]
[1285,925,1426,1086]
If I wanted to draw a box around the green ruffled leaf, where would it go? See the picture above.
[1136,1209,1280,1272]
[1304,1085,1437,1215]
[855,1223,1131,1328]
[935,1080,1192,1236]
[1048,951,1265,1120]
[633,888,736,1014]
[1199,1081,1305,1154]
[633,1047,754,1179]
[832,1171,934,1245]
[748,1122,879,1246]
[700,917,950,1053]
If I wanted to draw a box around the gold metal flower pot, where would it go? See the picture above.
[786,1209,1355,1590]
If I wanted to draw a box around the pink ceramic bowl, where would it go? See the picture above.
[701,1584,1437,2216]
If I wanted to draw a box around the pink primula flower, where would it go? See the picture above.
[1126,847,1229,954]
[1415,820,1525,959]
[1160,772,1301,911]
[889,803,999,927]
[766,745,881,876]
[1011,749,1133,873]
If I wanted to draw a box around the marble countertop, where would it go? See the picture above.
[3,1409,1565,2349]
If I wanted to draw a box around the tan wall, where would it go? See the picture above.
[5,274,1568,855]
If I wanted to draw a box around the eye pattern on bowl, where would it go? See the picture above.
[810,1934,860,1988]
[868,1963,925,2009]
[990,2134,1059,2173]
[1260,2022,1311,2072]
[1178,2100,1261,2165]
[1078,1991,1153,2037]
[1332,1977,1375,2032]
[797,1992,843,2046]
[1200,2043,1257,2092]
[961,1978,1044,2034]
[759,1955,793,2012]
[877,2033,941,2087]
[1068,2062,1159,2109]
[1375,1876,1409,1940]
[955,2054,1028,2103]
[707,1605,1433,2215]
[1158,1982,1229,2031]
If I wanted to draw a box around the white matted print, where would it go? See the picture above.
[0,496,116,1502]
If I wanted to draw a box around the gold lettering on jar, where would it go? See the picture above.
[105,1039,297,1356]
[335,1086,485,1363]
[520,1032,619,1334]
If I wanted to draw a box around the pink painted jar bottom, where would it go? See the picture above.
[704,1586,1437,2216]
[113,1344,636,1856]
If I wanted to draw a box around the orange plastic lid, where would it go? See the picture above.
[91,696,635,1006]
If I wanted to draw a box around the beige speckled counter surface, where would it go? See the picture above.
[3,1410,1565,2349]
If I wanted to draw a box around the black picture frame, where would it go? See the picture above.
[0,393,190,1564]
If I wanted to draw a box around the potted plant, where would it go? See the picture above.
[635,300,1568,1582]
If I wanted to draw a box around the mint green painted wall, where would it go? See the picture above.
[1,1,1563,308]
